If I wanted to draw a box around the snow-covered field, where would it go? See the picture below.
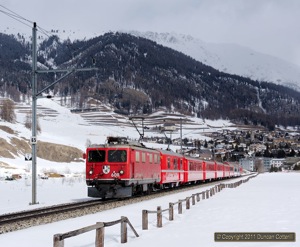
[0,172,299,247]
[1,98,299,246]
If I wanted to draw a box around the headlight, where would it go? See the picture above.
[89,170,93,175]
[119,170,124,175]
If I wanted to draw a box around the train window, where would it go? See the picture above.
[136,151,140,163]
[88,150,105,162]
[180,159,183,170]
[154,154,158,164]
[156,154,160,164]
[149,154,153,164]
[167,157,170,169]
[108,150,127,162]
[142,152,146,163]
[174,159,177,169]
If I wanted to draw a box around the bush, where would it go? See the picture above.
[0,99,16,122]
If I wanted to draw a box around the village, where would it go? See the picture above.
[141,127,300,173]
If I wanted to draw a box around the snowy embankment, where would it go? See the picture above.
[0,172,299,247]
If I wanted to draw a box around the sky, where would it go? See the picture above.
[0,0,300,67]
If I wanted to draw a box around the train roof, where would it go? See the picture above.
[87,136,159,152]
[158,149,184,157]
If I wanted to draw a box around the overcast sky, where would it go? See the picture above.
[1,0,300,67]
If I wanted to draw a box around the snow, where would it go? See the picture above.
[0,173,299,247]
[130,31,300,90]
[0,96,234,178]
[1,98,299,246]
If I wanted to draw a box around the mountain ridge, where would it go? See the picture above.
[1,31,300,129]
[130,31,300,91]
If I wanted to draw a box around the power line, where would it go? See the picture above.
[0,4,31,22]
[0,9,32,28]
[0,4,50,37]
[0,4,32,25]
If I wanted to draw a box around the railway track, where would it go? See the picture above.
[0,199,117,234]
[0,176,249,234]
[0,199,103,225]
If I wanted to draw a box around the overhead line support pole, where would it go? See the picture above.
[31,22,38,205]
[30,22,98,205]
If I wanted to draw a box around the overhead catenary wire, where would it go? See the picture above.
[0,4,32,27]
[1,4,97,70]
[0,4,51,37]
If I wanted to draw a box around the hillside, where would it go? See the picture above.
[1,32,300,129]
[131,31,300,91]
[0,96,234,170]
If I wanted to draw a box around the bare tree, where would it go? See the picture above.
[0,99,16,123]
[85,138,92,148]
[24,112,41,133]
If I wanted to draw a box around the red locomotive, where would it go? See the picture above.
[83,136,241,199]
[84,137,161,198]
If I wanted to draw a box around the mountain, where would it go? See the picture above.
[2,32,300,129]
[130,31,300,91]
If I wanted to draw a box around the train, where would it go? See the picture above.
[83,136,242,199]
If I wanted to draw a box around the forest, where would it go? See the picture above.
[1,32,300,130]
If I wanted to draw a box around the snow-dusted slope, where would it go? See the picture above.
[130,31,300,90]
[3,23,300,90]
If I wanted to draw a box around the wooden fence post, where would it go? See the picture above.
[95,225,105,247]
[202,192,205,200]
[206,190,209,199]
[186,197,190,210]
[142,210,148,230]
[192,194,195,205]
[178,200,182,214]
[157,206,162,228]
[53,234,64,247]
[196,193,200,202]
[121,217,127,244]
[169,203,174,221]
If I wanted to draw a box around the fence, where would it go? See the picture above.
[142,174,257,229]
[53,216,139,247]
[53,174,257,246]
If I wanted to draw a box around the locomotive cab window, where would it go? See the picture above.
[108,150,127,162]
[88,150,105,162]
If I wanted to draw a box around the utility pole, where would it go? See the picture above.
[30,22,38,205]
[30,22,97,205]
[180,118,183,154]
